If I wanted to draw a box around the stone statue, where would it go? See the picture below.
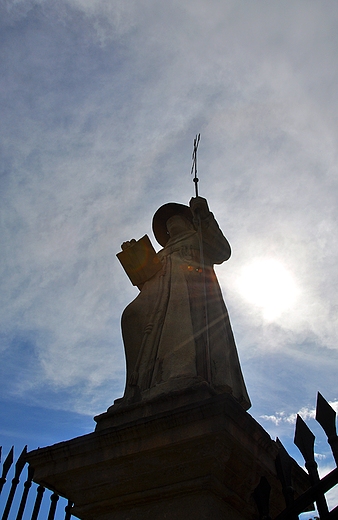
[117,196,251,410]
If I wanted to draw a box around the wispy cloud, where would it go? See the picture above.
[260,400,338,426]
[1,0,338,427]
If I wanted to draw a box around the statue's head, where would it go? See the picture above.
[152,203,193,246]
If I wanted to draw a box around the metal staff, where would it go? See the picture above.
[191,133,200,196]
[190,134,211,383]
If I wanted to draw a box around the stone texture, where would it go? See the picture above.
[26,386,309,520]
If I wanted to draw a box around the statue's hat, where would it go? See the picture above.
[152,202,193,247]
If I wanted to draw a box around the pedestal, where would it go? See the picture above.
[26,384,308,520]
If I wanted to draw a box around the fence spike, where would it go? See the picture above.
[0,447,14,495]
[14,446,27,479]
[294,415,315,464]
[1,446,28,520]
[2,447,14,475]
[316,392,338,465]
[276,439,293,487]
[294,414,330,519]
[275,438,297,515]
[316,392,337,438]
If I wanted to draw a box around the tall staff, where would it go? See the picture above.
[190,134,211,384]
[191,133,200,197]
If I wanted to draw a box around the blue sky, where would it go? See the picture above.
[1,0,338,515]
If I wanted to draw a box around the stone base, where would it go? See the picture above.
[93,486,245,520]
[26,385,309,520]
[94,379,224,430]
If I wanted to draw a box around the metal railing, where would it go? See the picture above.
[0,446,74,520]
[254,392,338,519]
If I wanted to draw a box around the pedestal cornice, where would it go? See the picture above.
[26,387,309,520]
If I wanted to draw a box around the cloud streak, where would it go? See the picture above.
[260,401,338,427]
[1,1,338,430]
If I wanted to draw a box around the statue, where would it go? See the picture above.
[117,196,251,410]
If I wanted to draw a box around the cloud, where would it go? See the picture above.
[260,400,338,426]
[1,0,338,422]
[261,407,315,427]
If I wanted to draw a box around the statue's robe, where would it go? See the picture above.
[121,212,251,410]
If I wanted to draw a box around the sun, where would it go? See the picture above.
[237,258,299,320]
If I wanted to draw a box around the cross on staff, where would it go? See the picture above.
[191,133,200,197]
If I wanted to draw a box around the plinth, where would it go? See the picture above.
[26,384,308,520]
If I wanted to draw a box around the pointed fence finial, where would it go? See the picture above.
[0,447,14,495]
[316,392,338,465]
[275,438,296,511]
[294,415,315,465]
[2,446,28,520]
[294,414,329,518]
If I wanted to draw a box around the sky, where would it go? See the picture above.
[1,0,338,516]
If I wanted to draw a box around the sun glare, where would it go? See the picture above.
[238,258,299,320]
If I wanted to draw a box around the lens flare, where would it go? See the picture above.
[238,258,299,320]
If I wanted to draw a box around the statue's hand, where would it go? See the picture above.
[189,197,210,219]
[121,239,137,251]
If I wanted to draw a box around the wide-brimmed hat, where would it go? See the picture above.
[152,202,193,246]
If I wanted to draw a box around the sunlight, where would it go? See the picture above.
[238,258,299,320]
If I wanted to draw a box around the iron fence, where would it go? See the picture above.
[0,446,74,520]
[254,392,338,519]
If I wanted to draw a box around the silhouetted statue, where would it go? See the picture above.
[117,197,251,410]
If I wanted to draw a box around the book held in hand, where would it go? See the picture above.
[116,235,161,287]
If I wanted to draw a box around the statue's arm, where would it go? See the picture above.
[189,197,231,265]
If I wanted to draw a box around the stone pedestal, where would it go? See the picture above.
[26,384,308,520]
